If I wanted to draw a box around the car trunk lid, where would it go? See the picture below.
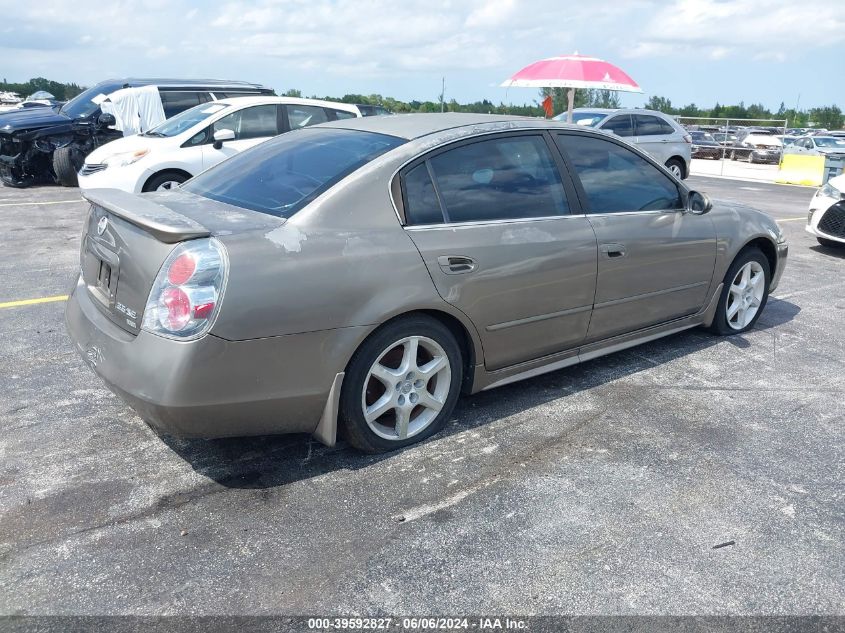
[79,188,280,335]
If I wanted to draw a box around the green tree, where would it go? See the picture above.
[645,95,673,113]
[808,105,843,130]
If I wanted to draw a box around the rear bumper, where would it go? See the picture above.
[65,275,364,438]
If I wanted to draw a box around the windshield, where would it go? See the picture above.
[814,137,845,148]
[553,111,608,126]
[692,132,716,142]
[183,128,405,217]
[144,102,229,137]
[59,82,122,118]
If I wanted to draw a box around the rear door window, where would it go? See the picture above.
[422,135,570,224]
[286,105,329,128]
[329,109,358,120]
[557,134,682,213]
[159,91,206,118]
[634,115,669,136]
[601,115,634,137]
[403,164,444,225]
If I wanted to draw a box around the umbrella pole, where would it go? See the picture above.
[567,88,575,123]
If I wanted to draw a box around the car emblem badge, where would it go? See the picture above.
[97,217,108,236]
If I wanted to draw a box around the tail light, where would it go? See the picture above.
[142,238,228,339]
[683,134,692,144]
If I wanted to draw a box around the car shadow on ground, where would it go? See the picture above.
[809,244,845,260]
[161,297,801,490]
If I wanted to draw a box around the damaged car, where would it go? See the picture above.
[0,78,273,188]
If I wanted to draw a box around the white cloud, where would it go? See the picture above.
[628,0,845,61]
[0,0,840,107]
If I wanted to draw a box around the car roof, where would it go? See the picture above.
[572,108,674,118]
[213,96,359,111]
[95,78,271,90]
[317,112,579,140]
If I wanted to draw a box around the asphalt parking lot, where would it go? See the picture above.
[0,176,842,616]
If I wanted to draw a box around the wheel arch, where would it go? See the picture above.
[142,168,193,192]
[345,308,481,395]
[737,236,777,282]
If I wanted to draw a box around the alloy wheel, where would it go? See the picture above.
[726,261,765,330]
[156,181,181,191]
[361,335,451,441]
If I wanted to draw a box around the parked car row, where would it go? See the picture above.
[0,77,394,189]
[0,78,276,187]
[689,131,723,159]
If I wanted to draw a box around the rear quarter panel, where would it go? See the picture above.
[209,156,483,354]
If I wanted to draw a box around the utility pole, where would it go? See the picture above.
[440,77,445,113]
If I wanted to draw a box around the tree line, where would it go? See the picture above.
[3,77,840,130]
[1,77,86,101]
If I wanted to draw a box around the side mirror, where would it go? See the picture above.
[687,191,712,215]
[97,113,116,127]
[212,129,235,150]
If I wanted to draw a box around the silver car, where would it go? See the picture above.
[555,108,692,179]
[66,114,787,453]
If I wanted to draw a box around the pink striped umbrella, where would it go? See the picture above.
[501,54,642,122]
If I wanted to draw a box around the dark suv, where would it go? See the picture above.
[0,78,274,188]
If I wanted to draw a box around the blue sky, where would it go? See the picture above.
[1,0,842,112]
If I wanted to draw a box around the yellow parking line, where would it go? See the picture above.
[0,295,69,309]
[0,200,83,208]
[776,217,807,222]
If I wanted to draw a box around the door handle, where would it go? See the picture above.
[600,243,626,258]
[437,255,477,274]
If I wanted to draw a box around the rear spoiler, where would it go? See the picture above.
[82,188,211,244]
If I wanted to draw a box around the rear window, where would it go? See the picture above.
[183,128,405,218]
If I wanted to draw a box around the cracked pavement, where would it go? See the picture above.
[0,177,842,615]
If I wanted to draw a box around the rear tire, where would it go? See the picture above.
[665,158,685,180]
[709,247,771,335]
[817,237,841,248]
[143,171,189,192]
[339,315,463,453]
[53,146,81,187]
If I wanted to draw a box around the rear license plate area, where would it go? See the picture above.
[83,236,119,307]
[97,260,112,292]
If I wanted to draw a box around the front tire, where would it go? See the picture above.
[709,247,771,335]
[143,171,188,192]
[53,146,82,187]
[339,315,463,453]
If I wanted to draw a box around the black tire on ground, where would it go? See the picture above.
[339,315,463,453]
[142,171,189,192]
[708,247,771,336]
[817,237,841,248]
[665,158,686,180]
[52,146,82,187]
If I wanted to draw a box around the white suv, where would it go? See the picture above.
[554,108,692,179]
[78,97,361,193]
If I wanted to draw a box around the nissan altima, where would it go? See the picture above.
[66,114,788,453]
